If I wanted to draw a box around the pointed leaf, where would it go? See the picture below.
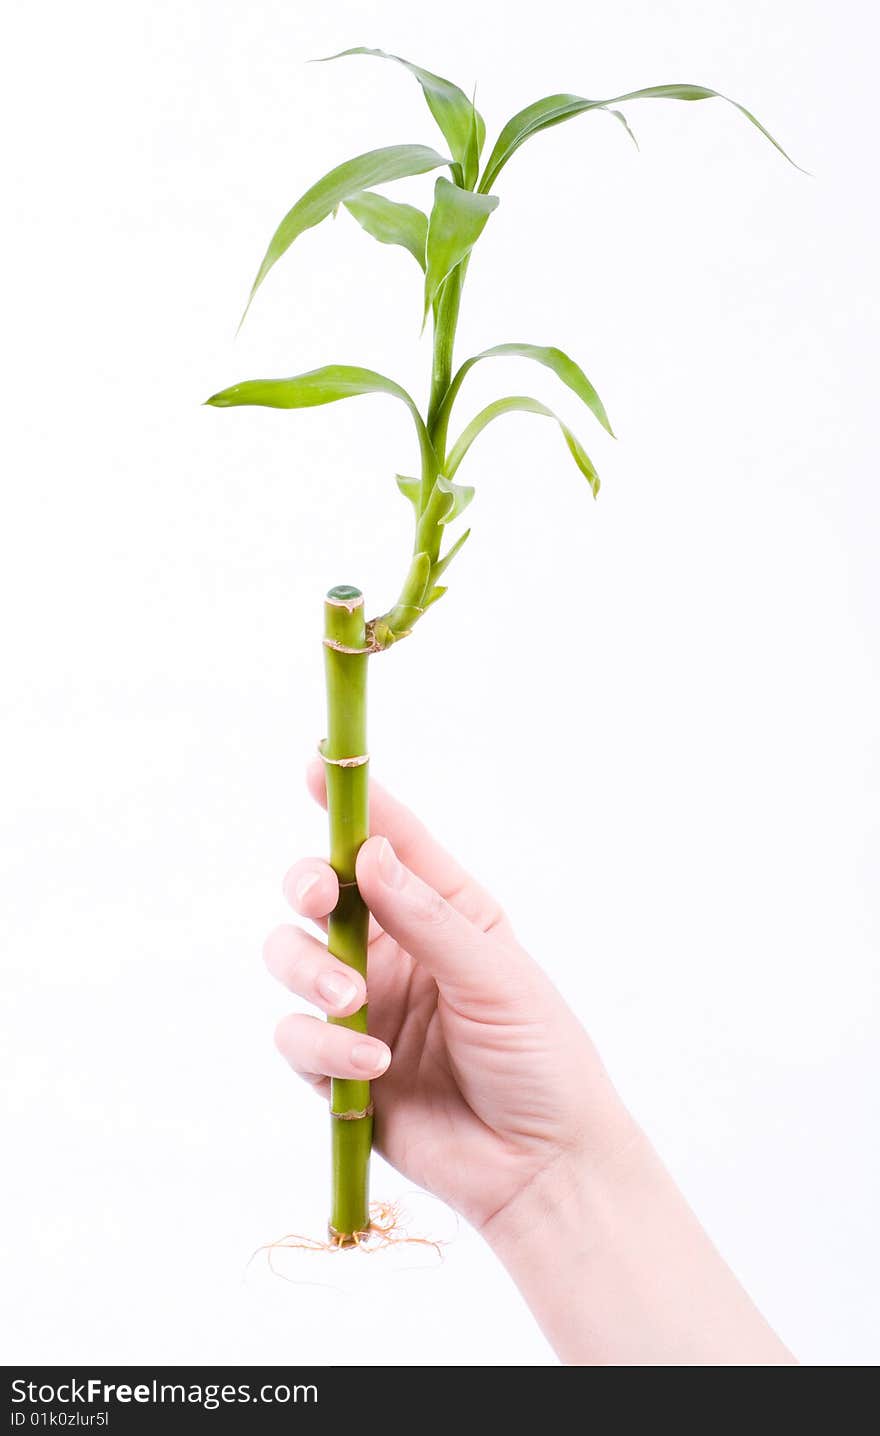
[422,585,448,610]
[343,191,428,269]
[415,472,469,548]
[447,395,600,496]
[424,177,499,321]
[207,364,417,412]
[463,101,486,189]
[321,49,485,181]
[442,341,614,436]
[242,145,448,320]
[436,474,475,524]
[206,365,434,473]
[431,527,471,580]
[479,84,802,192]
[396,474,422,510]
[605,108,639,150]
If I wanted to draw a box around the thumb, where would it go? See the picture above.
[355,835,505,998]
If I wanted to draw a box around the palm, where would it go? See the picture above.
[339,884,585,1227]
[270,766,615,1231]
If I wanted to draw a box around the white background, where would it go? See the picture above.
[2,0,878,1367]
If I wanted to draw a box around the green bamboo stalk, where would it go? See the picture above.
[322,584,371,1241]
[208,52,800,1249]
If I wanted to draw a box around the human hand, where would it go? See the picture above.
[265,761,795,1365]
[264,758,636,1234]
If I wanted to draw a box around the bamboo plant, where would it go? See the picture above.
[207,48,798,1244]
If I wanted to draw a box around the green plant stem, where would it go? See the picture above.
[372,258,468,647]
[323,584,371,1240]
[426,263,463,453]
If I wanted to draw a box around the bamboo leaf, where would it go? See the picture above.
[343,191,428,268]
[479,84,802,192]
[205,365,434,472]
[422,585,449,610]
[206,365,418,412]
[606,108,639,150]
[436,474,475,524]
[447,395,600,496]
[321,48,485,182]
[431,527,471,580]
[396,474,422,510]
[414,472,472,547]
[463,101,486,189]
[443,341,614,436]
[242,145,448,322]
[424,177,499,322]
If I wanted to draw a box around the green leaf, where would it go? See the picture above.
[398,551,432,608]
[321,48,485,183]
[422,585,448,610]
[205,365,435,474]
[442,341,614,437]
[463,101,486,189]
[479,84,803,192]
[396,474,422,510]
[424,177,499,323]
[436,474,475,524]
[431,527,471,580]
[343,191,428,269]
[606,108,639,150]
[207,364,417,411]
[447,395,600,496]
[242,145,448,322]
[414,472,473,548]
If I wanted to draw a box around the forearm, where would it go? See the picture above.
[482,1125,796,1367]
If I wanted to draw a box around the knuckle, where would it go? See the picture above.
[442,876,508,935]
[263,924,292,967]
[313,1027,340,1073]
[412,880,451,928]
[264,925,316,985]
[274,1012,315,1064]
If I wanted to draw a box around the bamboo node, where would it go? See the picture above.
[322,637,375,655]
[330,1103,374,1121]
[364,618,411,650]
[318,745,369,769]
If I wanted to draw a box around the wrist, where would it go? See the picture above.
[480,1113,649,1280]
[481,1118,795,1366]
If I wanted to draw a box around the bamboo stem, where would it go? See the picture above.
[426,263,463,449]
[322,584,371,1241]
[371,255,469,648]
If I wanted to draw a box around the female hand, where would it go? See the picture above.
[265,760,795,1365]
[265,757,635,1235]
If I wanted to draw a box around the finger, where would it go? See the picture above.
[282,854,383,942]
[307,756,506,932]
[281,859,338,922]
[355,835,515,1000]
[274,1012,391,1081]
[263,924,366,1017]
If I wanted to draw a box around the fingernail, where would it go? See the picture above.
[316,971,358,1010]
[293,872,320,906]
[377,838,405,890]
[351,1042,391,1075]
